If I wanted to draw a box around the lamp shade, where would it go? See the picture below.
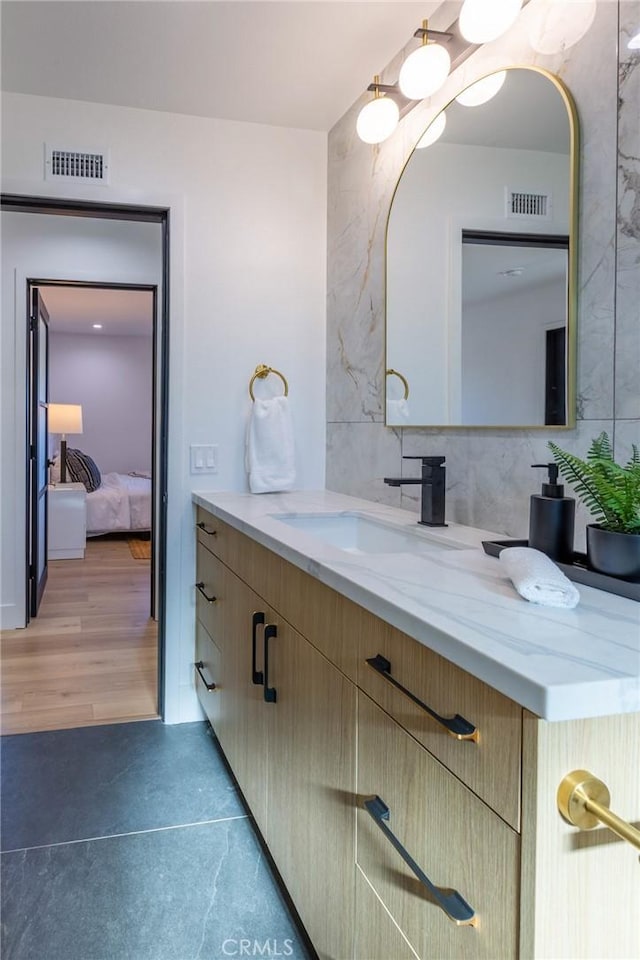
[459,0,523,44]
[455,71,507,107]
[356,96,399,144]
[415,111,447,149]
[398,43,451,100]
[48,403,83,435]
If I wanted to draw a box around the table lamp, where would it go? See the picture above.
[48,403,83,483]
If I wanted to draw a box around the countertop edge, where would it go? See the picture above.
[192,491,640,723]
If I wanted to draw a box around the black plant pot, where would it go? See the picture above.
[586,524,640,582]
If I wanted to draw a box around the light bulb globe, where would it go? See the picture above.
[455,71,507,107]
[415,111,447,149]
[459,0,523,44]
[356,96,399,144]
[398,43,451,100]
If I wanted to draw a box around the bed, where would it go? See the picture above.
[85,472,152,536]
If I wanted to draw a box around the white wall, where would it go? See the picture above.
[387,142,569,424]
[49,330,153,474]
[1,91,328,722]
[461,278,566,424]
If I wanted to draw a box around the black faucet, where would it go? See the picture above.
[383,456,447,527]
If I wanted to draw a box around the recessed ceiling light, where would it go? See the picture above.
[92,323,103,329]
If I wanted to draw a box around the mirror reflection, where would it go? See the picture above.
[386,68,576,428]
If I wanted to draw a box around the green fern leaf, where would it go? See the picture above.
[548,432,640,534]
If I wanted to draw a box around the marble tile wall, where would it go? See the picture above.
[616,2,640,421]
[327,0,639,541]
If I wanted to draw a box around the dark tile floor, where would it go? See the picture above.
[1,720,310,960]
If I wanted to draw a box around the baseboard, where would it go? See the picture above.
[0,603,25,631]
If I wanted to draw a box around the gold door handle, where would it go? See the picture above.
[557,770,640,851]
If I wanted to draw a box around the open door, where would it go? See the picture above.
[27,287,50,619]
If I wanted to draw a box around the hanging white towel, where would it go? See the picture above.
[499,546,580,609]
[246,395,296,494]
[386,398,410,422]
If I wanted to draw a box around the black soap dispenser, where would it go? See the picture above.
[529,463,575,562]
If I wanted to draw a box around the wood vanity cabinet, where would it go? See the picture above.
[195,508,356,960]
[194,507,640,960]
[356,692,519,960]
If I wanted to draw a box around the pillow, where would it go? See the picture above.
[65,448,102,492]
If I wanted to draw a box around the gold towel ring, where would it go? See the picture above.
[249,364,289,401]
[386,368,410,400]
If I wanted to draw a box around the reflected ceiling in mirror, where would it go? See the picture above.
[385,67,578,428]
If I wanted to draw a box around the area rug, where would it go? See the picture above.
[128,538,151,560]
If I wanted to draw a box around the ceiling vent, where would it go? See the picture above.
[45,145,110,184]
[505,188,551,220]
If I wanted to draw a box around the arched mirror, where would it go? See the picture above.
[385,67,578,428]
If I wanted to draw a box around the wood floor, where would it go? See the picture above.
[0,538,158,736]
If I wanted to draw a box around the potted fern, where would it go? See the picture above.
[548,432,640,581]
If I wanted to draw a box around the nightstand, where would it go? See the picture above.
[47,482,87,559]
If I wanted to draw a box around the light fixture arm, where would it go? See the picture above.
[367,80,407,96]
[413,25,453,44]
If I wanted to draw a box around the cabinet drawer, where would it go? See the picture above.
[195,619,221,729]
[357,692,519,960]
[196,506,230,562]
[195,543,224,643]
[354,866,418,960]
[358,621,521,829]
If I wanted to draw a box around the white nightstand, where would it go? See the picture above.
[47,482,87,560]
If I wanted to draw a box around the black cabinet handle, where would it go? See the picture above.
[195,581,217,604]
[364,795,476,927]
[196,521,217,537]
[252,611,265,685]
[194,660,217,691]
[263,624,277,703]
[366,654,478,742]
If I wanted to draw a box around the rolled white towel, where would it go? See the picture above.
[499,546,580,609]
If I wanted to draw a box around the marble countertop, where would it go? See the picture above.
[192,489,639,722]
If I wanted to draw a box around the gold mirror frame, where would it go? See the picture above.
[384,66,579,430]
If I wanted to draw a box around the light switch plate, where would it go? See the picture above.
[190,444,218,474]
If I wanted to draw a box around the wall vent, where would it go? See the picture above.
[45,145,110,184]
[505,188,552,219]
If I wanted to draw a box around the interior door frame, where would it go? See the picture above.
[28,288,50,616]
[2,193,170,719]
[28,278,159,608]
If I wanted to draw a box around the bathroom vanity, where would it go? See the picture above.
[192,490,639,960]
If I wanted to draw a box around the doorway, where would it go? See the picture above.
[1,195,169,733]
[27,281,158,616]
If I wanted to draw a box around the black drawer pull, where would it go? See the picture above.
[252,611,265,685]
[194,660,217,691]
[195,581,217,604]
[196,521,217,537]
[364,795,476,927]
[263,623,277,703]
[366,654,478,742]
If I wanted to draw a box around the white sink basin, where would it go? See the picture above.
[271,511,462,555]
